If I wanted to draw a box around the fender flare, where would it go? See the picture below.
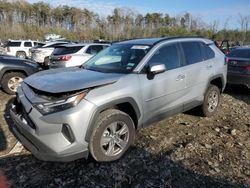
[85,97,141,142]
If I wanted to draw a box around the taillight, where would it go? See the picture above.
[245,66,250,72]
[225,57,229,64]
[57,55,72,61]
[225,50,230,55]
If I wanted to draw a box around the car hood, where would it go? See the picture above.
[24,67,124,93]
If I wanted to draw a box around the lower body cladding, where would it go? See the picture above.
[10,93,97,162]
[227,72,250,87]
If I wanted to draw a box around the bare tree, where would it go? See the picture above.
[238,14,250,43]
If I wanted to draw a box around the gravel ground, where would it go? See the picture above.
[0,85,249,188]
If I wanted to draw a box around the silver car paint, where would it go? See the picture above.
[10,37,227,161]
[24,67,124,93]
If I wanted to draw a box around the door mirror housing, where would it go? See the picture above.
[149,63,166,75]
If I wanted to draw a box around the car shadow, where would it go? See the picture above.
[0,147,247,188]
[225,85,250,105]
[0,126,6,151]
[2,97,15,154]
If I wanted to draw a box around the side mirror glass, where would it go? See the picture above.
[149,63,166,75]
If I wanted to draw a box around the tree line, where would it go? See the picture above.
[0,0,249,43]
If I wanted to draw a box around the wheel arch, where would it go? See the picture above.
[0,68,28,83]
[85,97,141,142]
[208,74,225,93]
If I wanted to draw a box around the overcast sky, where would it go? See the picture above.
[27,0,250,30]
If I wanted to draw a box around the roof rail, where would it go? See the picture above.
[111,36,205,45]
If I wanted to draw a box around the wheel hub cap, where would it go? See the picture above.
[100,121,129,156]
[7,77,23,92]
[207,90,218,113]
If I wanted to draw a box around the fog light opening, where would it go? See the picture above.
[62,124,75,143]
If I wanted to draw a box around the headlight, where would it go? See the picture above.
[34,92,86,115]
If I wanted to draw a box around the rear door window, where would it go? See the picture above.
[86,45,105,55]
[24,42,32,47]
[53,46,83,55]
[181,41,203,65]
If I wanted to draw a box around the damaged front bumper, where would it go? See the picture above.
[9,85,96,162]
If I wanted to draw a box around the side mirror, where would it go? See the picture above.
[149,63,166,75]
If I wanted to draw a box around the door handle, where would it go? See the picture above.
[207,65,213,69]
[176,74,185,81]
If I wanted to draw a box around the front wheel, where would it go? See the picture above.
[201,85,220,117]
[1,72,25,94]
[16,51,26,59]
[89,109,135,162]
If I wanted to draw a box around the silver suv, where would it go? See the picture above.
[10,37,227,162]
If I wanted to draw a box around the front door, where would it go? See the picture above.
[138,42,186,125]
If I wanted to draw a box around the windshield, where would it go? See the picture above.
[84,43,151,73]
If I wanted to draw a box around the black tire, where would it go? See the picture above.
[201,85,220,117]
[16,51,26,59]
[1,72,25,95]
[89,109,135,162]
[43,56,50,69]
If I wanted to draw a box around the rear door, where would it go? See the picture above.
[180,41,214,110]
[138,42,186,125]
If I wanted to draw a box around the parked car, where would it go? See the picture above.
[0,55,38,94]
[31,41,69,67]
[49,43,109,68]
[226,47,250,88]
[28,42,46,57]
[4,40,42,59]
[10,37,226,162]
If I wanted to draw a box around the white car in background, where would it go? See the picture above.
[31,41,69,66]
[4,40,43,58]
[49,43,110,68]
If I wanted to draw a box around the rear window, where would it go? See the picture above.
[34,43,45,48]
[53,46,83,55]
[6,41,21,47]
[181,41,203,65]
[228,49,250,58]
[43,42,68,48]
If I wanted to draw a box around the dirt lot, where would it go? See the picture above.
[0,86,249,188]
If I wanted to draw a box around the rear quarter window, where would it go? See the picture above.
[200,42,215,60]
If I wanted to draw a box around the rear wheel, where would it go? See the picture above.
[201,85,220,117]
[1,72,25,94]
[89,109,135,162]
[16,51,26,59]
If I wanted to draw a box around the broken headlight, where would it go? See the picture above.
[34,92,86,115]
